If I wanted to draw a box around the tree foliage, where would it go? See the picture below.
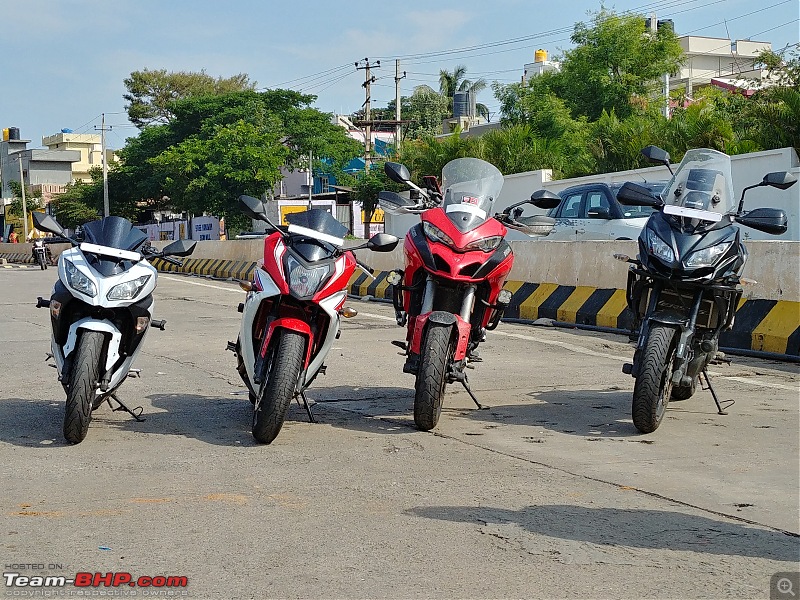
[124,68,256,128]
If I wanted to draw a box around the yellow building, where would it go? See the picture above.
[42,131,117,183]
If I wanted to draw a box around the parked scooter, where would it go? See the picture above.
[378,158,558,430]
[230,196,399,444]
[614,146,796,433]
[32,239,49,270]
[32,212,196,443]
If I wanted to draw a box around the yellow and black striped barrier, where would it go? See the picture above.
[8,250,794,358]
[345,270,800,358]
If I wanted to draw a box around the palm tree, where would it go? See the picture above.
[416,65,490,121]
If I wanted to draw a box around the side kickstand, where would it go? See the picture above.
[297,391,317,423]
[107,393,146,422]
[460,374,488,410]
[701,368,734,415]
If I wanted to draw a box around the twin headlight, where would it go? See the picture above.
[64,259,98,298]
[64,259,151,300]
[108,275,152,300]
[423,222,502,252]
[646,230,732,269]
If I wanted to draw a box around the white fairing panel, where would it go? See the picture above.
[300,290,344,388]
[239,269,282,387]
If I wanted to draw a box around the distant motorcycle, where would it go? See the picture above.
[379,158,558,430]
[33,212,196,443]
[32,239,49,270]
[231,196,399,444]
[615,146,796,433]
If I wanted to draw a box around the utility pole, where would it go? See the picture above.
[95,113,112,217]
[355,58,379,170]
[18,156,28,241]
[394,60,406,152]
[307,148,313,209]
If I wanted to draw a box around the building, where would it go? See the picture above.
[1,133,79,200]
[676,36,772,97]
[42,131,117,183]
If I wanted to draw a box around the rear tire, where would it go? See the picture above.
[252,331,305,444]
[414,326,452,431]
[632,324,676,433]
[64,331,104,444]
[671,377,697,401]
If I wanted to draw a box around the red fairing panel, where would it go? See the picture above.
[313,252,356,303]
[260,317,313,367]
[409,313,472,360]
[260,233,290,295]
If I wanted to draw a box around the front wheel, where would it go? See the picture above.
[414,326,453,431]
[64,331,105,444]
[632,324,677,433]
[252,330,305,444]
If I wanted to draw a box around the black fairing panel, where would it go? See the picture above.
[472,241,513,279]
[447,209,486,233]
[408,224,437,272]
[641,211,742,278]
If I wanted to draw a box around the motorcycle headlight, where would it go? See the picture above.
[464,235,503,252]
[646,229,675,264]
[684,241,733,268]
[285,255,330,298]
[107,275,152,301]
[64,259,97,297]
[423,222,456,248]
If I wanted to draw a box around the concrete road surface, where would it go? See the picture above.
[1,267,798,599]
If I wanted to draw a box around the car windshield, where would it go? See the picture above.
[662,149,735,220]
[440,157,504,231]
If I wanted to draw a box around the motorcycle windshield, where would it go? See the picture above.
[285,209,348,247]
[440,157,504,232]
[661,149,735,223]
[82,216,148,251]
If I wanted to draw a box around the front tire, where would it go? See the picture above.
[252,330,305,444]
[632,324,676,433]
[414,326,452,431]
[64,331,104,444]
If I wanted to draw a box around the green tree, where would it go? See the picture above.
[124,68,256,128]
[49,181,101,229]
[8,180,43,215]
[548,9,684,120]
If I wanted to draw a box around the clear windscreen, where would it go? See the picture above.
[662,149,735,221]
[441,158,504,230]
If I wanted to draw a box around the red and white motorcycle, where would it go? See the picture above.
[230,195,398,444]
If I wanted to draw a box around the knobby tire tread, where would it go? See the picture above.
[64,331,104,444]
[252,331,305,444]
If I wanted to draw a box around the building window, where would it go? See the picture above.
[319,175,330,193]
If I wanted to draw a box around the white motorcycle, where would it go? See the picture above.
[32,212,196,444]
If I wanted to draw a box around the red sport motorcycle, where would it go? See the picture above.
[231,195,398,444]
[379,158,559,430]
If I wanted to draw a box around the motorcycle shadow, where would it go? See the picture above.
[462,388,644,438]
[406,503,798,562]
[305,385,419,435]
[0,397,69,447]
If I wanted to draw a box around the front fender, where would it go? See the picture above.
[260,317,313,368]
[410,311,471,361]
[63,318,122,373]
[647,310,688,328]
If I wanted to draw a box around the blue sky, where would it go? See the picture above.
[1,0,797,150]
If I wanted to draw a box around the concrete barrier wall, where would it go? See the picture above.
[3,239,797,356]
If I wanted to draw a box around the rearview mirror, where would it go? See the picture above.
[384,162,412,185]
[32,212,66,237]
[617,182,663,207]
[529,189,561,210]
[641,145,671,166]
[162,239,197,257]
[762,171,797,190]
[735,208,788,235]
[238,195,268,221]
[366,232,399,252]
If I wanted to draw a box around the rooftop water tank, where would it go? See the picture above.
[535,49,547,63]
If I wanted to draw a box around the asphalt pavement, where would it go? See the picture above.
[1,267,798,599]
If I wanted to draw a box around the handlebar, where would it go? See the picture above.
[162,256,183,267]
[356,259,376,280]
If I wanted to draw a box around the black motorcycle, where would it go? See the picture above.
[615,145,795,433]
